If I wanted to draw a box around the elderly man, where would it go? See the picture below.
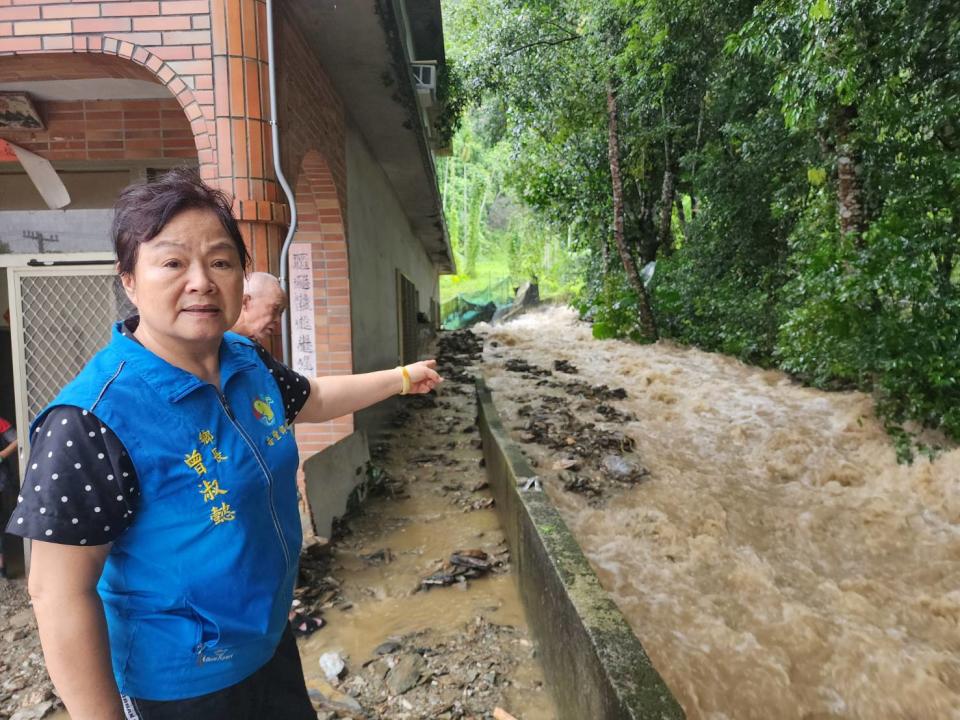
[232,271,287,345]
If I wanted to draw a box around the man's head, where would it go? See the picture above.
[232,272,286,345]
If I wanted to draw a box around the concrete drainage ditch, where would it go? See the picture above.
[476,378,684,720]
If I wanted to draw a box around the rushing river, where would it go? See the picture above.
[481,306,960,720]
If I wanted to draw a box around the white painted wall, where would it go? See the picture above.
[345,123,440,435]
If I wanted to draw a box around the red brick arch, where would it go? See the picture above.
[0,46,213,165]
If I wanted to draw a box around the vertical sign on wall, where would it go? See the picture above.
[289,242,317,378]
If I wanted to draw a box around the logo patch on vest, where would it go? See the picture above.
[198,647,235,665]
[252,395,276,426]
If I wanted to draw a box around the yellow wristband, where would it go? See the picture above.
[398,365,412,395]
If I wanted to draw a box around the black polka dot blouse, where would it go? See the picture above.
[6,341,311,547]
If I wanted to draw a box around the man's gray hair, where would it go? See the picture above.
[243,271,282,298]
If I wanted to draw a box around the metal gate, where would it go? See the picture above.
[7,260,134,478]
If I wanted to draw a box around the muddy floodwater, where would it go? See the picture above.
[481,306,960,720]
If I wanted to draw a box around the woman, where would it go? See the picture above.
[6,168,441,720]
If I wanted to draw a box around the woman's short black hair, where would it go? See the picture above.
[112,167,250,275]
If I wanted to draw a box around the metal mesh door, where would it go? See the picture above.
[9,265,134,471]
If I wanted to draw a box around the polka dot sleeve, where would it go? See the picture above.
[252,343,312,424]
[5,406,139,546]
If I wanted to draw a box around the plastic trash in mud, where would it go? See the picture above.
[319,651,346,681]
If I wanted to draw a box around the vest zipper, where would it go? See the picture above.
[214,389,292,571]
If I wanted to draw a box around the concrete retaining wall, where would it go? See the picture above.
[476,378,684,720]
[302,430,370,539]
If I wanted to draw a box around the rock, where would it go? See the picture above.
[367,658,391,680]
[495,282,540,323]
[359,548,393,565]
[9,701,53,720]
[319,651,346,681]
[8,610,34,629]
[560,472,603,498]
[386,653,425,695]
[375,639,402,656]
[3,628,28,643]
[601,454,638,479]
[307,679,364,717]
[601,454,649,484]
[504,358,551,376]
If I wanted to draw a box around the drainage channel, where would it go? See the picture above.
[476,377,684,720]
[295,330,557,719]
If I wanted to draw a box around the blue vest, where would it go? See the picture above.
[35,324,302,700]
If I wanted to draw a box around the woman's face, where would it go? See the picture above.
[121,207,244,350]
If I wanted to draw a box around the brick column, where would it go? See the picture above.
[209,0,286,275]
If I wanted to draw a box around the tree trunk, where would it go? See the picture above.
[835,104,866,244]
[658,136,676,255]
[690,95,704,219]
[607,82,658,340]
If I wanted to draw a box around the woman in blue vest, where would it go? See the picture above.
[6,168,441,720]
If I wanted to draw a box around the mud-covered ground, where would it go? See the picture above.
[0,580,57,720]
[297,329,555,720]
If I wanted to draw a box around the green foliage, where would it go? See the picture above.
[437,112,584,304]
[575,259,650,343]
[444,0,960,453]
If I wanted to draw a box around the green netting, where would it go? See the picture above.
[441,277,514,329]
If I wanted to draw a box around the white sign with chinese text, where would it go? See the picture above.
[289,242,317,378]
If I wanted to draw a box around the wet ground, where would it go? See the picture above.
[0,580,57,720]
[296,329,556,719]
[481,305,960,720]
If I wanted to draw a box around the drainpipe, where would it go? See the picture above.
[265,0,298,366]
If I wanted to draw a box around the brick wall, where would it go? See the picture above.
[0,97,194,162]
[275,4,346,221]
[1,0,357,466]
[273,7,353,460]
[0,0,214,99]
[291,150,353,458]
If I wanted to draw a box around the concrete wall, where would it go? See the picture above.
[345,122,439,437]
[476,378,685,720]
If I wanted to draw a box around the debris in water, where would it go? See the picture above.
[601,454,650,484]
[290,610,325,637]
[359,548,394,565]
[560,472,603,498]
[552,456,580,471]
[418,549,503,590]
[553,359,579,374]
[504,358,552,376]
[519,475,542,492]
[594,402,636,422]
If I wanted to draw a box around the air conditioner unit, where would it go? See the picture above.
[411,61,437,107]
[411,62,436,91]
